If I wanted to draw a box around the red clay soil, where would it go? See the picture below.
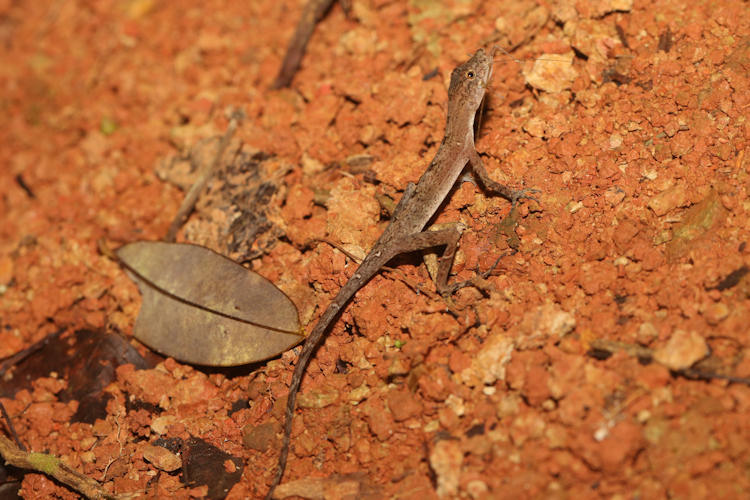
[2,0,750,498]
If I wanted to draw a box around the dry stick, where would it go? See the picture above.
[271,0,336,89]
[0,353,115,498]
[165,113,242,242]
[0,435,115,499]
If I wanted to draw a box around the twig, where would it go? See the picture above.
[0,435,115,499]
[271,0,336,89]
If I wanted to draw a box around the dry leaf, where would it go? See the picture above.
[117,241,302,366]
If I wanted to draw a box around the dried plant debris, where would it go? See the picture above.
[0,330,153,424]
[0,435,114,500]
[157,138,290,261]
[116,241,302,366]
[181,437,244,500]
[166,112,242,243]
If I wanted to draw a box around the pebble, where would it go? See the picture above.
[653,330,709,370]
[429,439,463,497]
[703,302,729,325]
[459,331,514,386]
[142,443,182,472]
[242,422,277,452]
[517,302,576,349]
[648,183,689,216]
[523,52,577,93]
[386,388,422,422]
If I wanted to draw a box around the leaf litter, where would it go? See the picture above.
[116,241,302,366]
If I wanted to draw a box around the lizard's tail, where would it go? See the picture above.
[263,278,366,498]
[265,249,393,499]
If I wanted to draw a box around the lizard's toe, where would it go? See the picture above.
[511,187,541,207]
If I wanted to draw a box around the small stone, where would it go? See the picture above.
[458,330,514,386]
[92,419,113,437]
[595,0,633,16]
[429,439,462,497]
[348,384,371,404]
[142,443,182,472]
[386,388,422,422]
[510,412,546,446]
[516,302,576,349]
[79,437,97,451]
[637,322,659,345]
[497,393,521,418]
[297,386,339,409]
[603,186,626,206]
[703,302,729,325]
[387,354,411,377]
[444,394,465,417]
[523,117,547,138]
[523,52,577,93]
[653,330,709,370]
[648,183,689,216]
[466,479,488,499]
[150,415,177,435]
[346,154,374,168]
[242,422,277,452]
[273,476,361,500]
[301,153,325,175]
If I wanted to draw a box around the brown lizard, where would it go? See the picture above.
[266,47,536,498]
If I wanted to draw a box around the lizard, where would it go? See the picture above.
[266,47,536,498]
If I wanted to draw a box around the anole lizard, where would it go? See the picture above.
[266,47,536,498]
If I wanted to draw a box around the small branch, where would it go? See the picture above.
[0,435,115,499]
[270,0,336,89]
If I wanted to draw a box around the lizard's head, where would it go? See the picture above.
[448,48,493,110]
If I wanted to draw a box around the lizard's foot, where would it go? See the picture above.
[440,250,516,297]
[510,187,541,208]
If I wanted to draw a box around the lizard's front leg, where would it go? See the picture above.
[468,149,539,206]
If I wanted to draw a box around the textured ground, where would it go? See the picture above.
[2,0,750,498]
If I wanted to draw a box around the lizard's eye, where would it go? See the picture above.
[466,70,475,79]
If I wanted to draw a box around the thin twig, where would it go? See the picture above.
[0,435,115,499]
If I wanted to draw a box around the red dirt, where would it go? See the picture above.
[2,0,750,498]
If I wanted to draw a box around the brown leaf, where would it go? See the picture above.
[116,241,302,366]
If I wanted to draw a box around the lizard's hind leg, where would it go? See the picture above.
[388,225,464,294]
